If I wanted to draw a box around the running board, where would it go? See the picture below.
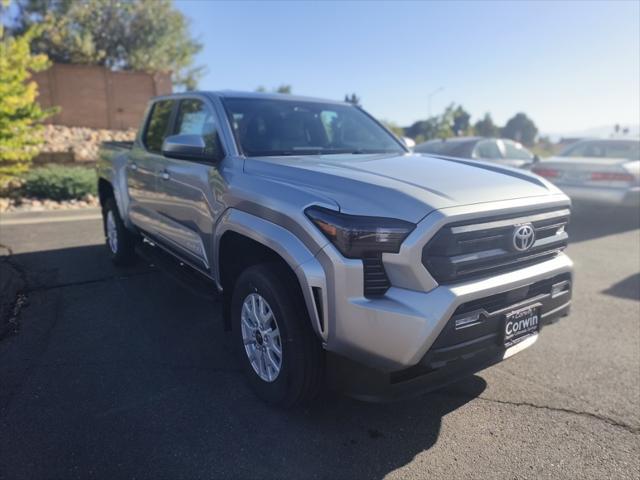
[136,241,221,303]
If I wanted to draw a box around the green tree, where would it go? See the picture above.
[404,104,467,142]
[404,119,434,141]
[530,135,557,158]
[0,24,55,183]
[434,103,455,139]
[13,0,203,90]
[502,112,538,146]
[344,93,361,106]
[255,85,292,94]
[381,120,404,138]
[452,105,471,136]
[473,113,500,138]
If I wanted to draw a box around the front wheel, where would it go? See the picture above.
[232,263,324,407]
[102,197,137,266]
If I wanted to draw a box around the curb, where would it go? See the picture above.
[0,208,102,226]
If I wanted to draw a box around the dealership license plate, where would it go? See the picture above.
[503,305,540,348]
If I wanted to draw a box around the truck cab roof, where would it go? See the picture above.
[151,90,347,106]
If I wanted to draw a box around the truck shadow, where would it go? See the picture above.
[287,376,487,479]
[567,204,639,244]
[1,244,486,479]
[602,272,640,302]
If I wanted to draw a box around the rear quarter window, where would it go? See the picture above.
[474,140,502,159]
[502,140,534,160]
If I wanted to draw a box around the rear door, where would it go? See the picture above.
[154,97,227,274]
[127,99,175,235]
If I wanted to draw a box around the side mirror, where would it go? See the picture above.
[162,134,217,162]
[533,154,541,163]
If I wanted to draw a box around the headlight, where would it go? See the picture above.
[305,206,415,259]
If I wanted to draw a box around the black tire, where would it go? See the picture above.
[102,197,137,266]
[232,263,324,408]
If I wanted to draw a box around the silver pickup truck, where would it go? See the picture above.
[97,91,573,406]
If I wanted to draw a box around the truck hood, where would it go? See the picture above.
[244,153,560,223]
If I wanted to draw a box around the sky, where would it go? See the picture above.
[175,0,639,135]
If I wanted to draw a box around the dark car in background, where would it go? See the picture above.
[414,137,538,168]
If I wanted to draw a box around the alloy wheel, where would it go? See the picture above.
[240,293,283,382]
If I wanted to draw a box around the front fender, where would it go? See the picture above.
[214,208,329,341]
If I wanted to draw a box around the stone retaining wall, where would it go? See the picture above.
[36,125,137,164]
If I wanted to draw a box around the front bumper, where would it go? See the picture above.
[327,271,571,401]
[319,251,573,372]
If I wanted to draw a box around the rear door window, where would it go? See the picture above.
[143,100,174,153]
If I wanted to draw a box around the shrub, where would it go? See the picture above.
[21,165,96,200]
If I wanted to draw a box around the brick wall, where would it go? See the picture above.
[33,64,172,130]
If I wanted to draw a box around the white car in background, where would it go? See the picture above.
[413,137,538,169]
[532,138,640,207]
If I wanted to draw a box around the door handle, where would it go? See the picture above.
[161,170,170,180]
[130,163,138,171]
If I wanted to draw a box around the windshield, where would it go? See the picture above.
[222,98,405,157]
[559,140,640,160]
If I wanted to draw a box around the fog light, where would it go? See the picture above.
[551,281,569,298]
[455,311,482,330]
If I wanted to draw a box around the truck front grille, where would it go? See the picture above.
[422,208,570,283]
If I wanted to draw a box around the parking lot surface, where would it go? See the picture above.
[0,206,638,479]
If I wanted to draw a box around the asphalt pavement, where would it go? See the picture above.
[0,205,638,479]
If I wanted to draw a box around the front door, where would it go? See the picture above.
[154,97,227,274]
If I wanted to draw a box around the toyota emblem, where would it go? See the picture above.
[512,224,535,252]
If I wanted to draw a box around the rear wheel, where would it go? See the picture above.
[232,263,324,407]
[102,197,137,266]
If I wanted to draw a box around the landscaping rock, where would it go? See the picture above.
[0,195,100,213]
[36,125,136,164]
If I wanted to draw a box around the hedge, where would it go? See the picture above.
[21,165,97,201]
